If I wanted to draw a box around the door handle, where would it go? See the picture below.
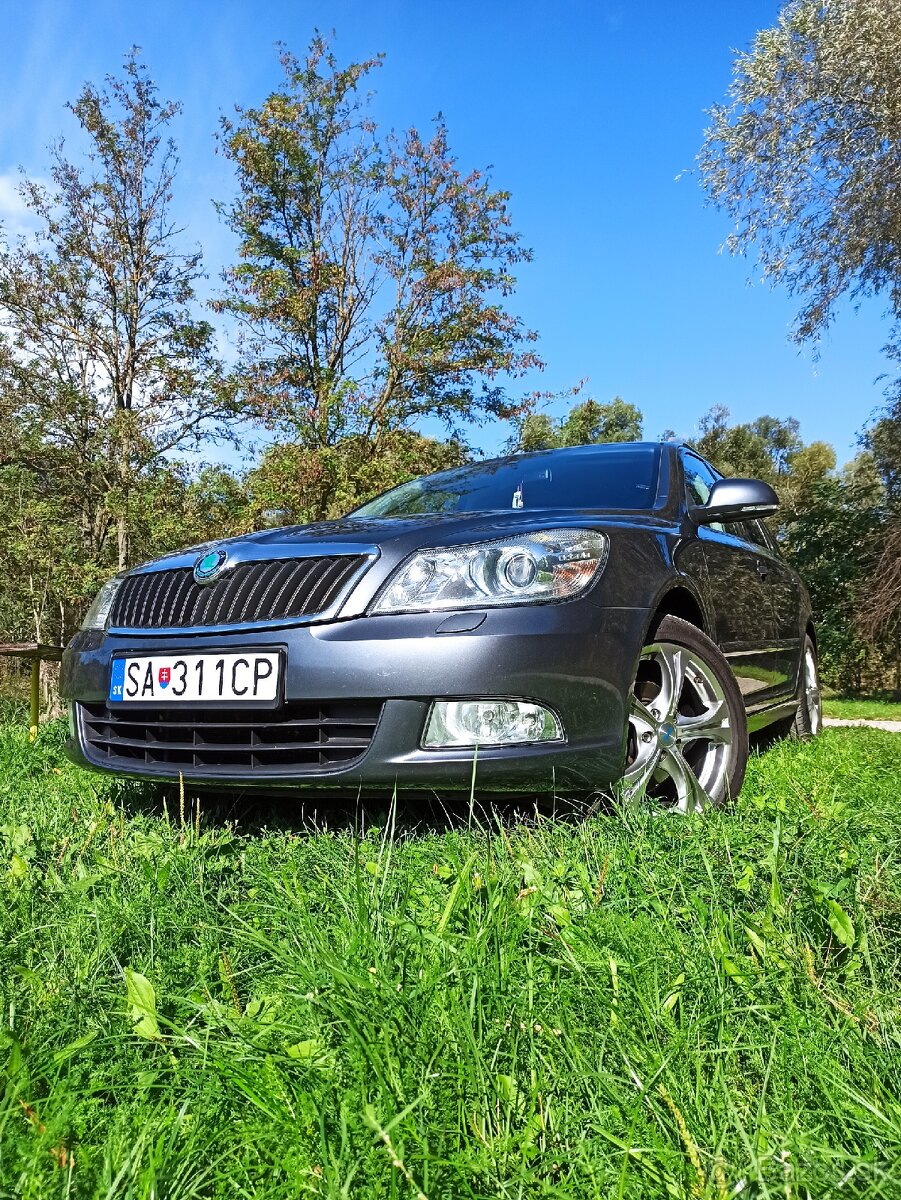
[755,560,770,581]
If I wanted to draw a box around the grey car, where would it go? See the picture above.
[61,441,822,811]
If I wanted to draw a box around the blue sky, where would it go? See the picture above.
[0,0,890,467]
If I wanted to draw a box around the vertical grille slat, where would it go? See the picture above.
[244,561,284,624]
[302,559,353,615]
[253,561,306,623]
[127,573,154,628]
[109,556,367,630]
[165,570,196,624]
[154,570,181,623]
[275,561,318,618]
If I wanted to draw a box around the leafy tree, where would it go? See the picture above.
[857,520,901,688]
[0,465,87,644]
[246,432,467,526]
[700,0,901,364]
[0,53,233,571]
[689,406,806,485]
[559,397,643,447]
[514,412,560,453]
[127,465,251,561]
[216,35,540,491]
[787,441,838,493]
[510,396,642,452]
[691,406,772,481]
[699,0,901,688]
[690,405,896,689]
[783,477,885,690]
[866,411,901,507]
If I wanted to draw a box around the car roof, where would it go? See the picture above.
[468,441,672,470]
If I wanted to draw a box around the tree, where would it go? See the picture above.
[558,397,643,447]
[700,0,901,372]
[0,464,87,644]
[699,0,901,688]
[689,404,898,690]
[514,412,559,453]
[857,521,901,688]
[245,431,467,526]
[0,53,233,571]
[783,476,886,690]
[689,405,839,533]
[216,35,540,501]
[691,405,767,480]
[853,423,901,675]
[866,411,901,507]
[510,395,643,452]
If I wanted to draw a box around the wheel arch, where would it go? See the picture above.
[645,584,709,642]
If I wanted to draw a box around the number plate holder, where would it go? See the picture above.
[108,649,285,708]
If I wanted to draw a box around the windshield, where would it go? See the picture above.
[352,445,662,517]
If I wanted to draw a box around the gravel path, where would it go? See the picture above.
[824,717,901,733]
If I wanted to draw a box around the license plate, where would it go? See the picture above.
[109,652,281,704]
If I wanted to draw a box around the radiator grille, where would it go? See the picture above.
[109,556,367,630]
[78,700,382,775]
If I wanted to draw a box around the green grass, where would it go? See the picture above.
[1,724,900,1199]
[823,696,901,722]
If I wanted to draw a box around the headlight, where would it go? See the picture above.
[372,529,608,614]
[80,577,124,630]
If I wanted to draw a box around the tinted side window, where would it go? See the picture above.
[746,520,769,548]
[682,454,719,506]
[732,519,773,549]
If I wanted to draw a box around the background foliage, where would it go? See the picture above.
[1,16,900,699]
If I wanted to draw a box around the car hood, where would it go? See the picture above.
[127,508,672,622]
[138,508,666,567]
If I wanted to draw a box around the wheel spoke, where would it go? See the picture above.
[629,695,657,733]
[654,644,685,721]
[624,740,659,795]
[624,699,661,796]
[677,699,732,746]
[805,646,822,733]
[656,745,711,814]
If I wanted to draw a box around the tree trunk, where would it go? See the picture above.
[117,510,129,572]
[117,422,130,571]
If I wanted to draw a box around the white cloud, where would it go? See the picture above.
[0,171,42,237]
[0,173,28,214]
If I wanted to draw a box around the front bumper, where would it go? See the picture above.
[61,602,648,795]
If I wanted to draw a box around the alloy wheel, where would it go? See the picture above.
[804,644,822,735]
[624,640,733,812]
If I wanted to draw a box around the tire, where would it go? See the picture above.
[762,634,823,744]
[622,615,748,811]
[790,634,823,739]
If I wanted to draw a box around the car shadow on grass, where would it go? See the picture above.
[116,780,616,836]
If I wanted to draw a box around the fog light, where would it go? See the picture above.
[423,700,563,748]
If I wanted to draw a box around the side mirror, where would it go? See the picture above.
[694,477,779,524]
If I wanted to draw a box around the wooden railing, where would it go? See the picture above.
[0,643,65,740]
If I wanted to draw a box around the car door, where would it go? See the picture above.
[743,518,802,697]
[681,453,785,706]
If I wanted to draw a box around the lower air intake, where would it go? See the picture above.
[78,700,382,776]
